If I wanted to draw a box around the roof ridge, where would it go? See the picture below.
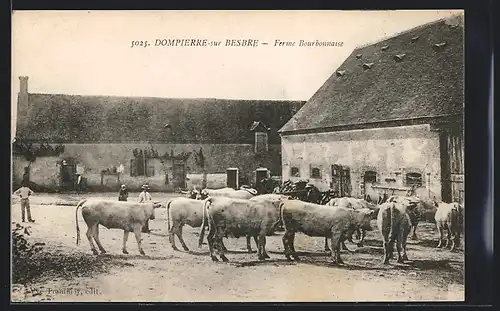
[28,92,306,103]
[354,13,463,51]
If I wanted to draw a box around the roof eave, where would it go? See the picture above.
[279,113,463,136]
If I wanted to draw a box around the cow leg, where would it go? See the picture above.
[324,237,331,253]
[450,231,457,252]
[411,223,418,240]
[444,225,452,249]
[382,240,394,264]
[262,240,271,259]
[177,226,189,251]
[396,232,404,263]
[382,232,395,265]
[169,225,179,251]
[85,225,99,255]
[122,231,129,254]
[402,231,409,261]
[290,233,300,261]
[132,226,146,255]
[246,235,253,253]
[215,227,229,262]
[258,235,267,260]
[436,224,444,248]
[254,236,262,256]
[218,237,228,252]
[330,233,344,265]
[93,225,107,254]
[282,231,297,261]
[206,224,219,262]
[356,229,365,247]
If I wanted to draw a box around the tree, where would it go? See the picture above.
[194,147,207,188]
[12,138,65,169]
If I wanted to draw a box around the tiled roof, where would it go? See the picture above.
[279,15,464,134]
[16,94,304,143]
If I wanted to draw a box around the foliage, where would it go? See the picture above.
[193,147,205,168]
[132,146,191,162]
[12,222,110,285]
[12,223,45,284]
[12,138,65,165]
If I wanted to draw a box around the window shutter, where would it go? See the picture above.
[130,159,137,177]
[146,160,155,177]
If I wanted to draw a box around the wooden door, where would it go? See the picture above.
[227,169,238,189]
[440,128,464,204]
[60,159,76,191]
[172,160,186,189]
[331,165,352,197]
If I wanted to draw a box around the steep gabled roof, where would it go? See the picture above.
[16,94,304,143]
[279,15,464,134]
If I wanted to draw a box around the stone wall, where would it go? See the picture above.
[12,143,282,192]
[281,124,442,200]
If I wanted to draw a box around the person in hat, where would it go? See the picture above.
[138,184,152,233]
[13,181,35,223]
[118,184,128,201]
[304,183,321,204]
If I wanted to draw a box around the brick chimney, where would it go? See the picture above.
[17,76,30,127]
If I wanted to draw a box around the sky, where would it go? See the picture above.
[11,10,463,139]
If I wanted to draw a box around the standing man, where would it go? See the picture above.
[118,184,129,201]
[76,164,85,194]
[13,182,35,223]
[138,184,152,233]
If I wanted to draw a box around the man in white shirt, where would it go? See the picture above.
[13,183,35,222]
[138,184,152,233]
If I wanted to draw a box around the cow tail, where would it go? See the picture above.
[388,202,396,241]
[274,201,285,230]
[198,197,212,248]
[75,199,87,245]
[166,199,174,232]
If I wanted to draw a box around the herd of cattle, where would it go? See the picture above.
[74,186,464,266]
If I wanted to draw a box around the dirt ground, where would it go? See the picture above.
[11,193,465,302]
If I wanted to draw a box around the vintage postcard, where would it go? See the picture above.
[11,10,464,302]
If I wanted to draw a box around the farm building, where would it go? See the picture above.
[13,77,304,192]
[279,15,464,203]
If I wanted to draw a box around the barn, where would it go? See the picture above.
[13,77,304,192]
[278,15,464,203]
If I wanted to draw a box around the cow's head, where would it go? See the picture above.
[353,208,375,231]
[150,202,164,220]
[185,189,199,199]
[389,196,419,212]
[197,190,209,200]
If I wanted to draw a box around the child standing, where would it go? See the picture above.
[13,183,35,223]
[138,184,152,233]
[118,184,129,201]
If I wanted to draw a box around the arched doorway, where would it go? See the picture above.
[60,158,77,191]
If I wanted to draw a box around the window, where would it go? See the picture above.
[255,132,268,153]
[406,172,423,187]
[364,170,377,183]
[290,167,300,177]
[310,167,321,179]
[130,158,150,177]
